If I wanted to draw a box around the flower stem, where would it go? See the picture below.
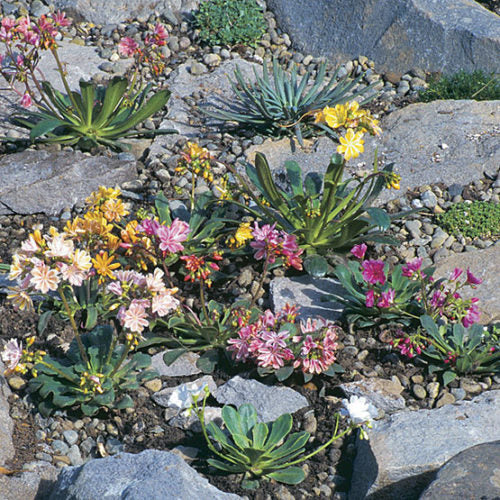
[109,339,132,378]
[59,289,90,367]
[38,359,79,384]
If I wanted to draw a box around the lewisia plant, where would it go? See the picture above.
[227,305,341,381]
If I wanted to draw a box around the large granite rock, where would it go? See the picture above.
[0,461,59,500]
[215,376,309,423]
[48,450,241,499]
[268,0,500,74]
[349,390,500,500]
[149,57,262,157]
[0,361,15,467]
[419,441,500,500]
[270,275,344,322]
[433,243,500,324]
[0,150,138,216]
[52,0,200,25]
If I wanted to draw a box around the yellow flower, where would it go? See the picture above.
[385,173,401,190]
[92,251,120,282]
[228,222,254,248]
[186,142,207,159]
[316,105,347,129]
[102,199,129,222]
[86,186,121,206]
[7,288,33,312]
[337,129,365,161]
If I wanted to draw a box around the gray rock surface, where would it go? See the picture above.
[0,150,137,216]
[48,450,241,499]
[270,275,344,322]
[419,441,500,500]
[215,376,309,423]
[0,360,15,466]
[0,461,59,500]
[149,58,261,156]
[361,100,500,204]
[349,390,500,500]
[152,375,216,408]
[52,0,200,24]
[151,350,202,377]
[0,274,16,294]
[340,377,405,415]
[433,243,500,324]
[268,0,500,74]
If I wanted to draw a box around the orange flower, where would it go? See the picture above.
[92,251,120,282]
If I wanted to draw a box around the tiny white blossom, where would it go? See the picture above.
[168,381,211,410]
[341,395,378,426]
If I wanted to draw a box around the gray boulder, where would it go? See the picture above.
[270,275,344,323]
[215,376,309,423]
[151,350,202,377]
[349,390,500,500]
[0,361,15,467]
[419,441,500,500]
[268,0,500,74]
[361,100,500,204]
[52,0,200,25]
[48,449,241,499]
[0,150,137,216]
[0,461,59,500]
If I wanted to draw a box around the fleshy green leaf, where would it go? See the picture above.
[266,467,305,485]
[304,254,329,277]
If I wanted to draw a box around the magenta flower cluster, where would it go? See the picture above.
[350,244,482,328]
[250,222,303,270]
[136,217,191,255]
[227,305,339,375]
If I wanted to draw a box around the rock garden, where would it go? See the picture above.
[0,0,499,499]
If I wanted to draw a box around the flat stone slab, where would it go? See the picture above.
[349,390,500,500]
[48,450,241,499]
[151,350,202,377]
[0,361,15,466]
[420,441,500,500]
[270,275,344,322]
[149,58,262,156]
[339,377,405,415]
[52,0,200,24]
[215,376,309,423]
[433,243,500,324]
[0,150,138,216]
[268,0,500,74]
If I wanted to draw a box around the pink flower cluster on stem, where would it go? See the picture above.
[227,306,340,375]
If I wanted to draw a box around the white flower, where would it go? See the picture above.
[341,395,378,427]
[1,339,23,371]
[168,381,211,410]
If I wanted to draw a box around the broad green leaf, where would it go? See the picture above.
[238,404,258,435]
[284,161,303,197]
[207,459,247,473]
[163,348,187,366]
[79,80,95,126]
[304,254,328,277]
[115,394,134,409]
[252,422,269,449]
[37,311,53,336]
[366,207,391,230]
[275,365,294,382]
[442,370,457,386]
[265,413,292,449]
[196,349,219,373]
[266,467,305,485]
[93,76,129,128]
[29,118,65,140]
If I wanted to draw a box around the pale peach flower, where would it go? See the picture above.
[45,234,74,258]
[7,288,33,311]
[30,262,60,293]
[146,268,165,293]
[123,302,149,333]
[72,249,92,271]
[152,291,179,316]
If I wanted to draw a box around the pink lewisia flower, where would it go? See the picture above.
[146,268,165,293]
[122,301,149,333]
[157,218,190,254]
[20,93,32,108]
[152,23,168,44]
[107,281,123,296]
[256,345,294,370]
[402,257,423,277]
[118,37,139,57]
[59,263,87,287]
[250,222,279,262]
[351,243,367,259]
[462,304,481,327]
[377,289,395,308]
[136,218,160,236]
[1,338,23,371]
[365,289,375,308]
[449,268,463,281]
[151,291,179,316]
[361,259,386,285]
[466,269,482,286]
[52,11,71,27]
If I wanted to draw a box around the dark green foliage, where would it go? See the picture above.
[419,316,500,385]
[29,326,156,416]
[419,70,500,102]
[436,201,500,240]
[193,0,266,47]
[204,59,376,144]
[9,77,174,151]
